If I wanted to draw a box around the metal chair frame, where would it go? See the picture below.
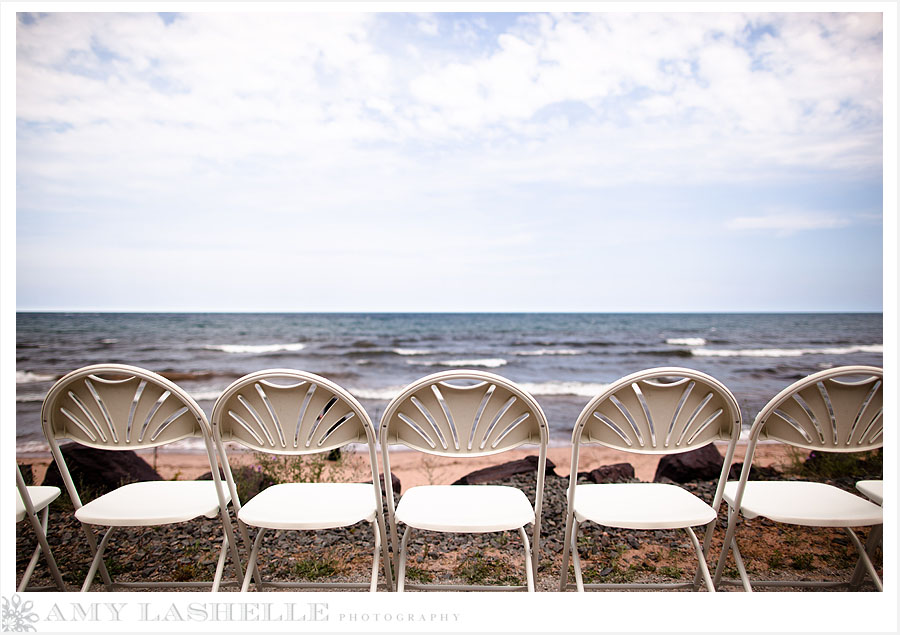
[41,364,243,591]
[380,370,548,592]
[558,367,742,592]
[211,369,393,592]
[16,464,67,591]
[711,365,883,591]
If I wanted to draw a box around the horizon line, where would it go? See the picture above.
[13,309,885,315]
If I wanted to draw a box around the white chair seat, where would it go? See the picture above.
[16,486,61,523]
[238,483,378,530]
[396,485,535,533]
[574,482,716,529]
[724,480,883,527]
[856,479,883,505]
[75,480,230,527]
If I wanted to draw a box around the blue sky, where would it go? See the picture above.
[8,9,890,312]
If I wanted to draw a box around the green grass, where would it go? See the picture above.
[766,549,784,570]
[404,566,433,583]
[455,552,521,586]
[173,562,203,582]
[787,448,882,480]
[790,553,815,571]
[293,558,338,580]
[657,565,683,579]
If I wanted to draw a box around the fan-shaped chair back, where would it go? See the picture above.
[752,365,882,451]
[211,369,375,454]
[42,364,207,450]
[575,367,741,453]
[381,370,548,457]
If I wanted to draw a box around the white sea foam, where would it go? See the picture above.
[692,344,883,358]
[189,390,225,401]
[392,348,432,356]
[16,371,56,384]
[16,392,45,403]
[666,338,707,346]
[349,386,405,400]
[517,381,610,397]
[516,349,584,356]
[204,343,306,354]
[407,358,508,369]
[348,380,609,400]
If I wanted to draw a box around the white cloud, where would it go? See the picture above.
[11,11,884,311]
[726,212,853,236]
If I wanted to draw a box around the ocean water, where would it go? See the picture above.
[15,312,883,451]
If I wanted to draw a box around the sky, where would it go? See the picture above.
[6,7,893,312]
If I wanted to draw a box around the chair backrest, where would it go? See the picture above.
[574,367,742,454]
[380,370,548,457]
[211,369,375,454]
[751,365,883,451]
[41,364,209,450]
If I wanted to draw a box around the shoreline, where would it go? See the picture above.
[17,441,797,493]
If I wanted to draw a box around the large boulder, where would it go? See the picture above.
[578,462,635,483]
[363,472,401,497]
[452,455,557,485]
[727,462,781,480]
[42,443,162,500]
[379,472,401,497]
[653,444,724,483]
[18,463,34,486]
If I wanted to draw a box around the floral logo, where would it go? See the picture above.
[1,596,39,632]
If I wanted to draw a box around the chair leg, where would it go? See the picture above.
[570,520,585,592]
[397,526,412,592]
[558,509,575,591]
[691,519,716,590]
[684,526,715,592]
[375,512,394,591]
[211,533,229,592]
[730,537,753,591]
[79,523,115,588]
[19,542,42,592]
[19,505,66,591]
[368,521,382,592]
[236,518,265,590]
[241,528,268,592]
[218,507,245,587]
[81,527,115,592]
[849,524,882,589]
[518,527,535,592]
[844,527,882,591]
[712,504,740,589]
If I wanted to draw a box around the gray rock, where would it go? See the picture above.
[653,444,724,483]
[42,443,162,499]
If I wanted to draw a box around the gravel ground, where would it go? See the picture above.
[16,468,882,593]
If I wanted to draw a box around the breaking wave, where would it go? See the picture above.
[666,337,707,346]
[203,343,306,354]
[692,344,882,358]
[407,358,508,369]
[16,371,56,384]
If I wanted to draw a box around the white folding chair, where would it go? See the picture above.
[856,479,883,505]
[712,365,883,591]
[850,479,884,587]
[41,364,242,591]
[211,369,393,591]
[380,370,548,591]
[16,464,66,591]
[558,367,741,592]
